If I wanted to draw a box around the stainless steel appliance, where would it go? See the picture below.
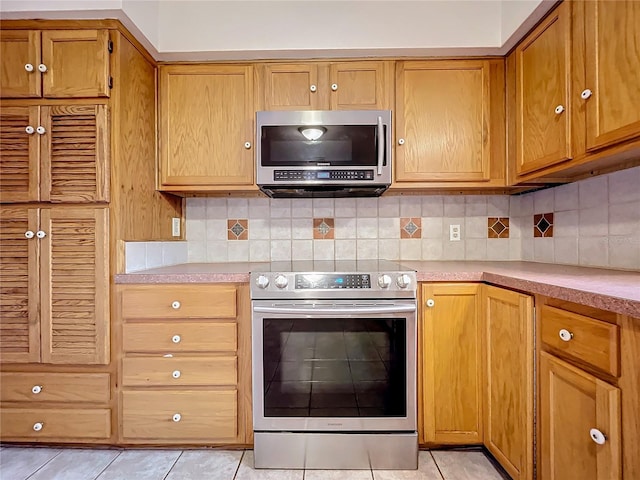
[250,260,417,470]
[256,110,392,198]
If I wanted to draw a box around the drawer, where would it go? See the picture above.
[122,356,237,387]
[122,390,237,440]
[541,305,619,376]
[0,373,110,403]
[121,285,237,319]
[0,408,111,439]
[122,322,237,353]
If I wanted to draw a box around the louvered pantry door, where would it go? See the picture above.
[39,208,109,365]
[40,105,109,203]
[0,105,40,202]
[0,207,40,363]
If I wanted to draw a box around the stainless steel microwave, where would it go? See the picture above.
[256,110,392,198]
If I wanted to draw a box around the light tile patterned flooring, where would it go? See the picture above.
[0,446,507,480]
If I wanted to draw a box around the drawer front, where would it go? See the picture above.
[0,408,111,439]
[122,356,237,387]
[121,285,237,319]
[122,322,237,353]
[541,305,619,376]
[122,390,237,440]
[0,373,110,403]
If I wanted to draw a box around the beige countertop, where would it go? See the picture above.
[115,261,640,317]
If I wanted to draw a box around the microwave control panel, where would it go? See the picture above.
[273,170,375,181]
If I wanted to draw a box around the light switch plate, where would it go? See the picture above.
[449,224,461,241]
[172,218,181,237]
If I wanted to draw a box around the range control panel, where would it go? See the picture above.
[295,274,371,290]
[273,170,375,181]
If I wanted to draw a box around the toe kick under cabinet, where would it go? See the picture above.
[116,283,252,445]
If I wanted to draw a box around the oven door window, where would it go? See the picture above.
[260,125,387,168]
[262,317,406,418]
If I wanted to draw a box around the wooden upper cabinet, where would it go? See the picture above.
[159,65,255,189]
[395,60,492,183]
[540,352,621,480]
[0,29,110,99]
[515,1,571,176]
[258,61,392,111]
[0,207,40,364]
[582,0,640,151]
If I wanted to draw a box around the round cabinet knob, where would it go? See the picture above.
[171,301,181,310]
[377,274,392,288]
[554,105,565,114]
[590,428,606,445]
[244,142,251,149]
[581,89,592,100]
[31,385,42,394]
[172,334,181,344]
[172,413,181,422]
[274,275,288,289]
[25,230,35,239]
[426,299,435,308]
[558,329,573,342]
[25,63,34,72]
[310,84,317,92]
[25,126,35,135]
[331,83,338,91]
[172,370,181,379]
[33,422,43,432]
[36,230,46,238]
[38,64,47,73]
[398,138,405,145]
[256,275,270,289]
[396,274,411,289]
[36,126,46,135]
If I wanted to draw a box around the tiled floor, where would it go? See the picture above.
[0,446,507,480]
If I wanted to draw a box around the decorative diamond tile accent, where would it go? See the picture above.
[488,217,510,238]
[313,218,334,239]
[534,213,554,238]
[400,217,422,239]
[227,219,248,240]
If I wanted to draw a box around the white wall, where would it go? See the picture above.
[122,0,159,47]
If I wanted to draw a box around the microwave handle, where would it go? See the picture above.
[377,116,384,176]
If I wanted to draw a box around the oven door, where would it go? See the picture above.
[252,299,417,432]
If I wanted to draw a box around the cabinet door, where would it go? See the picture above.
[40,104,109,203]
[41,30,110,98]
[329,61,391,110]
[39,208,109,365]
[396,60,491,182]
[540,352,621,480]
[0,207,40,363]
[0,105,40,202]
[583,1,640,150]
[421,283,482,444]
[159,65,254,188]
[515,1,571,176]
[259,63,322,110]
[0,30,41,98]
[483,285,534,480]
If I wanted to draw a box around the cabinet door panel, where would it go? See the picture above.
[329,61,391,110]
[515,2,571,175]
[40,104,109,203]
[0,207,40,363]
[41,30,110,98]
[39,208,109,365]
[540,352,621,480]
[0,30,41,98]
[584,1,640,150]
[0,105,40,202]
[260,64,321,110]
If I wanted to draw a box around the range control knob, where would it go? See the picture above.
[274,275,288,289]
[396,274,412,289]
[256,275,270,289]
[378,274,392,288]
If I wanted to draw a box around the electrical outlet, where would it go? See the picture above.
[172,218,181,237]
[449,224,461,241]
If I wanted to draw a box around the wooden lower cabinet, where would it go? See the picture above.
[0,372,110,403]
[1,408,111,439]
[540,352,621,480]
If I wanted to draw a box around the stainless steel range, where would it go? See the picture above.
[250,260,417,470]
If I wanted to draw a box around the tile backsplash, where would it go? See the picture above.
[124,166,640,272]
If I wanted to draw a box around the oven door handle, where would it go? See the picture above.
[253,304,416,316]
[376,115,384,176]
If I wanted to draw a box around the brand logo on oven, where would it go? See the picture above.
[327,422,343,426]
